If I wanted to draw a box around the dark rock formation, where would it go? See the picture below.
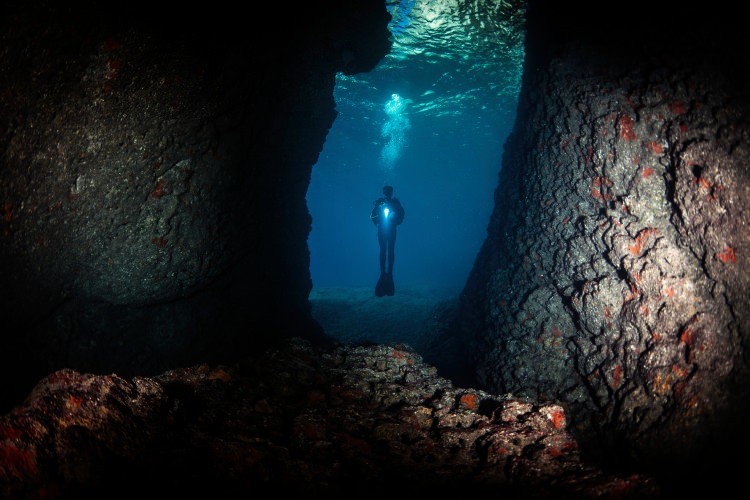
[3,0,749,495]
[0,338,659,498]
[0,0,392,408]
[453,0,750,491]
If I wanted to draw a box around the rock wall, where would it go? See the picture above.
[0,0,392,409]
[457,0,750,480]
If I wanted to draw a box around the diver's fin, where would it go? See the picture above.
[375,274,387,297]
[385,273,395,296]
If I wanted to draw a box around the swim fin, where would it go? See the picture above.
[375,272,394,297]
[375,273,387,297]
[384,272,394,296]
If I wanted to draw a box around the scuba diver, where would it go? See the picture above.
[370,185,405,296]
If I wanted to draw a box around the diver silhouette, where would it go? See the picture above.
[370,185,405,297]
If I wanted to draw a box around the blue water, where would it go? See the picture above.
[307,0,526,298]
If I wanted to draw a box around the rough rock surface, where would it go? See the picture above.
[453,0,750,487]
[0,338,658,498]
[2,0,748,496]
[0,0,392,408]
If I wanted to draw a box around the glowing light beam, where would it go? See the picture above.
[380,93,411,172]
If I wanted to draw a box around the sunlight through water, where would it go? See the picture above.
[307,0,526,294]
[380,93,412,172]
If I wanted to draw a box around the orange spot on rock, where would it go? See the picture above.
[716,246,736,264]
[550,409,565,430]
[680,327,694,345]
[591,176,614,202]
[613,365,623,387]
[151,178,165,198]
[669,101,686,115]
[392,348,406,359]
[648,141,663,155]
[664,287,674,298]
[696,177,712,190]
[671,365,688,378]
[551,326,563,338]
[642,167,654,178]
[67,394,83,410]
[629,228,658,256]
[619,116,636,141]
[460,393,478,411]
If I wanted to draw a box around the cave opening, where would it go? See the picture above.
[306,0,526,353]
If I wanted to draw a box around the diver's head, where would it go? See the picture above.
[383,185,393,197]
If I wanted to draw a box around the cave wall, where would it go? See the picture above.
[458,0,750,475]
[0,0,392,408]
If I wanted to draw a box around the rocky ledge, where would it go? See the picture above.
[0,338,658,498]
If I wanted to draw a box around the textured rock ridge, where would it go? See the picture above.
[0,338,658,498]
[454,0,750,487]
